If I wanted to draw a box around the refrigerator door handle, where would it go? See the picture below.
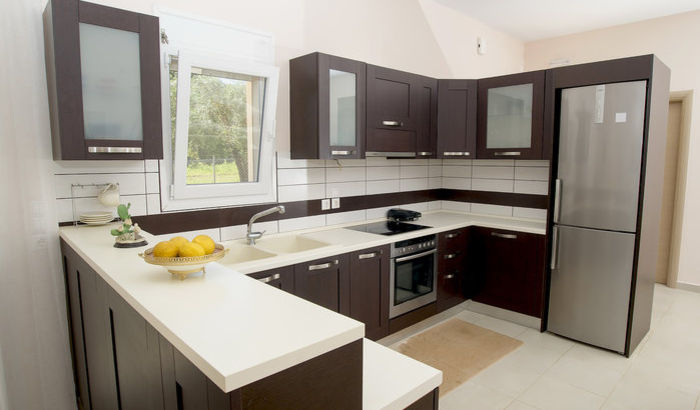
[550,226,559,270]
[553,179,562,223]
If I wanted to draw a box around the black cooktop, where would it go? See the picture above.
[345,221,430,236]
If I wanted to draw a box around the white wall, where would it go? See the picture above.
[523,10,700,287]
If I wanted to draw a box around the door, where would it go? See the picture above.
[294,255,349,313]
[437,80,477,159]
[556,81,647,232]
[416,76,438,158]
[349,246,390,340]
[548,225,635,353]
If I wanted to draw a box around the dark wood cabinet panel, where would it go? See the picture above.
[294,254,350,313]
[366,65,420,155]
[471,227,546,317]
[416,76,438,158]
[437,79,477,159]
[248,266,294,293]
[348,245,390,340]
[476,71,545,159]
[437,228,469,312]
[43,0,162,160]
[290,52,366,159]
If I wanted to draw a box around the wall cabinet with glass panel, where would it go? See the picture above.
[290,53,365,159]
[43,0,162,160]
[476,71,546,159]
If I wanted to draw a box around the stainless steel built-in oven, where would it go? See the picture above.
[389,235,437,318]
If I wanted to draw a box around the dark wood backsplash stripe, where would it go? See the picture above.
[60,189,548,234]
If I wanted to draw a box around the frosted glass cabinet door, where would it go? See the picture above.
[80,23,143,141]
[486,83,533,149]
[329,69,357,148]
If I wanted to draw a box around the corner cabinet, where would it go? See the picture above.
[290,53,366,159]
[43,0,163,160]
[437,79,477,159]
[476,71,545,159]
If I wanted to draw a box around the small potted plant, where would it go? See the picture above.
[111,203,147,248]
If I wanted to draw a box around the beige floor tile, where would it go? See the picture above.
[505,400,540,410]
[562,343,631,374]
[472,314,530,338]
[603,368,697,410]
[628,341,700,396]
[516,328,575,355]
[440,381,515,410]
[544,352,624,397]
[519,376,606,410]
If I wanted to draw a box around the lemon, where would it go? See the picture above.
[169,236,188,249]
[192,235,216,255]
[152,241,178,258]
[178,242,205,257]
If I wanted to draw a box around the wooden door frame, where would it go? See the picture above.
[665,90,693,288]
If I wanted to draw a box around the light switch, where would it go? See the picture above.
[331,197,340,209]
[321,198,331,210]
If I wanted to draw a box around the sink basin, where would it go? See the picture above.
[218,245,275,266]
[255,235,330,254]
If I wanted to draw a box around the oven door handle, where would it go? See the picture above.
[394,249,437,263]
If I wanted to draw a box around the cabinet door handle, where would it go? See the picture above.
[445,232,460,239]
[417,152,433,156]
[442,152,464,156]
[358,252,378,260]
[494,151,522,156]
[382,120,402,126]
[258,273,281,283]
[88,146,142,154]
[444,253,459,259]
[308,260,338,271]
[491,232,517,239]
[463,152,471,156]
[445,274,455,279]
[331,150,355,156]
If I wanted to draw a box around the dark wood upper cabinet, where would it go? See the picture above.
[348,245,390,340]
[365,65,421,157]
[416,76,438,158]
[477,71,545,159]
[43,0,163,160]
[294,254,350,314]
[290,52,366,159]
[437,79,477,159]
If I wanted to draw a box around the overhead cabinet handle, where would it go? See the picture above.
[88,146,142,154]
[491,232,517,239]
[308,260,339,271]
[331,150,355,156]
[382,120,403,127]
[494,151,521,156]
[358,252,378,260]
[417,152,433,156]
[442,152,464,156]
[258,273,281,283]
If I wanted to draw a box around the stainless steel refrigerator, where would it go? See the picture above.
[547,81,648,354]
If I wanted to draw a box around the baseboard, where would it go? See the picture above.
[676,281,700,293]
[464,300,541,330]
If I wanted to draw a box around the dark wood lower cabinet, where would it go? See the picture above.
[248,266,294,293]
[294,254,350,313]
[348,245,390,340]
[470,227,546,317]
[436,228,469,312]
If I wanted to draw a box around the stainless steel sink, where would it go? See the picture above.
[254,235,330,254]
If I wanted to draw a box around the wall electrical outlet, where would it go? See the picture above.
[321,198,331,210]
[331,197,340,209]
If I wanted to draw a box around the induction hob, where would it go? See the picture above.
[345,221,430,236]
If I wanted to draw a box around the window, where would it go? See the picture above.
[161,47,278,210]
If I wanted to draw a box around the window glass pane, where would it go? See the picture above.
[329,69,356,147]
[79,23,143,141]
[169,56,178,181]
[486,83,533,149]
[186,67,265,185]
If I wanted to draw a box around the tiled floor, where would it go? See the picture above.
[378,284,700,409]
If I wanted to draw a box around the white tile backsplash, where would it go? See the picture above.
[473,166,514,180]
[399,178,429,192]
[325,210,367,225]
[513,207,548,220]
[442,177,472,190]
[54,173,146,198]
[146,193,161,215]
[325,166,366,183]
[471,203,513,217]
[366,166,400,181]
[442,201,471,212]
[53,160,145,174]
[276,152,325,169]
[472,178,514,193]
[428,165,442,177]
[366,180,399,195]
[515,166,549,181]
[277,168,325,186]
[514,180,549,195]
[159,228,222,242]
[220,221,279,241]
[399,165,429,179]
[472,159,515,166]
[326,181,366,197]
[145,160,159,173]
[278,215,326,232]
[146,173,160,194]
[278,184,325,202]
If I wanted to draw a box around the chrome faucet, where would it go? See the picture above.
[246,205,285,245]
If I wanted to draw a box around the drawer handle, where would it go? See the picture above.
[382,120,402,127]
[88,146,142,154]
[491,232,517,239]
[417,152,433,156]
[331,150,355,156]
[308,260,338,271]
[494,151,522,156]
[445,233,460,239]
[358,252,378,260]
[445,274,455,279]
[463,152,471,156]
[444,253,459,259]
[258,273,281,283]
[443,152,464,156]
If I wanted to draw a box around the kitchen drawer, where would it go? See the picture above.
[438,229,469,252]
[249,266,294,294]
[438,249,466,271]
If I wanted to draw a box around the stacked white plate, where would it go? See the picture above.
[79,211,114,226]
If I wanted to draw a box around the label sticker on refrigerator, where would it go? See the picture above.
[615,112,627,123]
[594,85,605,124]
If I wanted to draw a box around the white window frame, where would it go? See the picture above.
[159,47,279,211]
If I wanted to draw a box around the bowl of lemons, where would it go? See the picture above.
[139,235,229,280]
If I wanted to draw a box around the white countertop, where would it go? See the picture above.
[364,339,442,410]
[59,210,542,402]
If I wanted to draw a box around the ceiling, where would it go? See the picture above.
[435,0,700,41]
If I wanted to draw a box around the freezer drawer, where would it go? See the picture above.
[556,81,646,232]
[548,225,635,353]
